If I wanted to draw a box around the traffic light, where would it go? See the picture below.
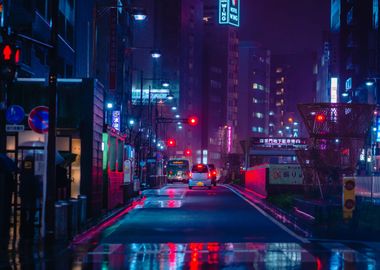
[0,33,20,83]
[315,113,326,123]
[167,138,176,147]
[188,116,198,126]
[184,149,192,156]
[343,177,355,219]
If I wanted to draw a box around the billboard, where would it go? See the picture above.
[268,164,303,185]
[219,0,240,27]
[330,77,338,103]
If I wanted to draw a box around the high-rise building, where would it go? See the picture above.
[6,0,76,78]
[201,1,239,167]
[237,41,270,145]
[322,0,380,103]
[269,60,289,137]
[131,0,204,160]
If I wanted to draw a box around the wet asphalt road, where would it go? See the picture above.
[3,184,380,269]
[100,184,298,244]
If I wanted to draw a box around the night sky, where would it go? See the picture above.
[239,0,330,113]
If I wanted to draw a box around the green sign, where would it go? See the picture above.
[219,0,240,27]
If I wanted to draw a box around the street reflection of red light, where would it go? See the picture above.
[207,242,219,252]
[207,243,220,264]
[316,258,322,270]
[168,243,176,268]
[168,200,176,208]
[189,243,203,270]
[189,243,203,251]
[168,189,175,198]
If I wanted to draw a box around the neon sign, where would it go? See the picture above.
[112,110,120,131]
[219,0,240,27]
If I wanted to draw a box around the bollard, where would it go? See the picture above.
[55,201,69,240]
[69,198,79,237]
[78,195,87,227]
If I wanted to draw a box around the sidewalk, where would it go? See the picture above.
[0,195,145,269]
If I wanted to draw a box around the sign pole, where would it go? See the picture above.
[41,133,48,237]
[45,0,59,240]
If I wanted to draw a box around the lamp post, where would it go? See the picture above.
[92,4,147,76]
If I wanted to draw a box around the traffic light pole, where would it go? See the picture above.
[45,0,59,240]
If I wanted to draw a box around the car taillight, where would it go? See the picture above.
[189,172,192,178]
[212,171,217,175]
[208,173,211,178]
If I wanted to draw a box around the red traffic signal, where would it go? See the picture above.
[188,116,198,126]
[0,38,20,83]
[167,138,176,147]
[315,113,326,123]
[184,149,192,156]
[2,45,11,60]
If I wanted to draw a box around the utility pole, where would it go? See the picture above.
[45,0,59,239]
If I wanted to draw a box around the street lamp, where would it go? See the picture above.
[150,49,162,58]
[128,119,135,126]
[166,93,174,100]
[130,8,147,21]
[162,81,170,88]
[366,81,375,87]
[106,102,114,109]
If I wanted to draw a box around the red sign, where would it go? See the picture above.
[28,106,49,134]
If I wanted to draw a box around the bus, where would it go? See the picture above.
[167,159,190,183]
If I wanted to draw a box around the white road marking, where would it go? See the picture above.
[222,184,308,244]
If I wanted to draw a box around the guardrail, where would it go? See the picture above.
[356,176,380,199]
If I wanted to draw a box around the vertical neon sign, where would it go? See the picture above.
[376,116,380,142]
[331,77,338,103]
[112,110,121,131]
[227,126,232,153]
[219,0,240,27]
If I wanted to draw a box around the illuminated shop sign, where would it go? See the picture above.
[252,137,307,148]
[112,110,120,131]
[377,117,380,142]
[219,0,240,27]
[331,77,338,103]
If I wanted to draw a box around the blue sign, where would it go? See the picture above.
[112,110,120,131]
[377,117,380,142]
[6,105,25,124]
[219,0,240,27]
[28,106,49,134]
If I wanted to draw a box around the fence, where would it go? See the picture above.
[355,176,380,199]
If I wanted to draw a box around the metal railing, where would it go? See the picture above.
[356,176,380,199]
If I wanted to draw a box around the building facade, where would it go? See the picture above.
[237,41,270,146]
[322,0,380,103]
[201,1,239,167]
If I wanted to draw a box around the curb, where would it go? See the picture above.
[70,196,146,246]
[223,184,310,242]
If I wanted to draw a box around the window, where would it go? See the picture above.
[192,164,208,173]
[252,83,264,90]
[255,112,264,119]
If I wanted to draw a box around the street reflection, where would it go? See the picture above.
[72,242,379,269]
